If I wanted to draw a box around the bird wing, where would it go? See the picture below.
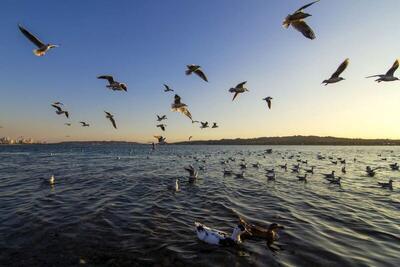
[181,107,192,120]
[174,94,182,105]
[291,20,316,40]
[51,104,62,112]
[385,59,399,76]
[97,75,115,84]
[267,99,272,109]
[194,69,208,82]
[331,58,349,78]
[64,111,69,118]
[18,25,45,48]
[232,92,240,101]
[296,0,320,13]
[236,81,247,89]
[163,84,173,91]
[104,111,112,117]
[109,116,117,129]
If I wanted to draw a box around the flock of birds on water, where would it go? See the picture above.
[5,0,399,250]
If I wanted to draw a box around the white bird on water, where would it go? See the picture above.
[18,24,59,56]
[194,222,247,246]
[49,175,55,185]
[366,59,399,82]
[322,59,349,85]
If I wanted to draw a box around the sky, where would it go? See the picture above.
[0,0,400,143]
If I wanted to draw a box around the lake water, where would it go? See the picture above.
[0,144,399,267]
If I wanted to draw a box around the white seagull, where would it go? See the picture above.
[323,59,349,85]
[366,59,399,82]
[282,1,319,40]
[18,24,59,56]
[97,75,128,91]
[185,65,208,82]
[171,95,192,121]
[229,81,249,101]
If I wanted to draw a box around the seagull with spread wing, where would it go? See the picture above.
[200,122,209,129]
[163,84,174,92]
[156,115,167,122]
[185,65,208,82]
[18,24,59,56]
[366,59,399,83]
[171,94,192,120]
[323,59,349,85]
[229,81,249,101]
[282,1,319,40]
[80,122,90,127]
[51,104,69,118]
[157,124,166,131]
[104,111,117,129]
[262,97,273,109]
[154,135,166,144]
[212,122,219,128]
[97,75,127,91]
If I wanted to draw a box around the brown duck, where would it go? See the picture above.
[239,217,284,248]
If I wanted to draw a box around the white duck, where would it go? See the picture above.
[194,222,247,246]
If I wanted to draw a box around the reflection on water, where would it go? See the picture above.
[0,144,399,266]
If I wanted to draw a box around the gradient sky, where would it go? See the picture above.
[1,0,400,143]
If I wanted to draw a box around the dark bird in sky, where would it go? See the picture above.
[18,24,59,56]
[323,59,349,85]
[163,84,174,92]
[229,81,249,101]
[282,1,319,40]
[200,122,209,129]
[97,75,127,91]
[80,121,90,127]
[189,136,193,141]
[185,65,208,82]
[212,122,218,128]
[53,101,63,106]
[104,111,117,129]
[171,94,192,120]
[366,59,399,82]
[64,123,71,126]
[157,115,167,122]
[262,97,273,109]
[157,124,166,131]
[154,135,166,144]
[51,104,69,118]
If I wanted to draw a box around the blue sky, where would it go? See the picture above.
[1,0,400,143]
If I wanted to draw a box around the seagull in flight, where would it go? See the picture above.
[229,81,249,101]
[64,123,71,126]
[282,1,319,40]
[156,115,167,122]
[366,59,399,82]
[189,136,193,141]
[212,122,218,128]
[51,104,69,118]
[104,111,117,129]
[53,101,63,106]
[200,122,209,129]
[323,59,349,85]
[171,94,192,121]
[185,65,208,82]
[97,75,127,91]
[18,24,59,56]
[157,124,166,131]
[80,122,90,127]
[163,84,174,92]
[262,97,273,109]
[154,135,166,145]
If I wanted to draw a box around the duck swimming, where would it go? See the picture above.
[378,179,393,190]
[194,222,247,246]
[323,171,335,179]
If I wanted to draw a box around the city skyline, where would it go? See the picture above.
[1,0,400,143]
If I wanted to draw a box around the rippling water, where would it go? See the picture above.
[0,144,399,267]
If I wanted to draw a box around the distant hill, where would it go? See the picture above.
[173,135,400,146]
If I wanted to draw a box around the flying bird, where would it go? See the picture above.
[229,81,249,101]
[157,124,166,131]
[366,59,399,82]
[171,94,192,120]
[154,135,166,144]
[64,123,71,126]
[80,122,90,127]
[185,65,208,82]
[189,136,193,141]
[18,24,59,56]
[163,84,174,92]
[104,111,117,129]
[262,97,273,109]
[282,1,319,40]
[212,122,218,128]
[53,102,63,106]
[322,59,349,85]
[156,115,167,122]
[51,104,69,118]
[200,122,209,129]
[97,75,128,91]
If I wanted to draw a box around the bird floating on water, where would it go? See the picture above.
[97,75,127,91]
[185,65,208,82]
[378,179,393,190]
[171,95,192,121]
[366,59,399,82]
[283,0,319,40]
[322,59,349,85]
[49,175,55,186]
[51,104,69,118]
[229,81,249,101]
[262,97,273,109]
[18,24,59,56]
[323,171,335,179]
[104,111,117,129]
[194,222,247,246]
